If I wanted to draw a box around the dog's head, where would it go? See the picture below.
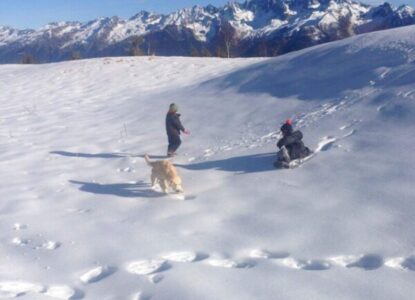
[170,176,183,193]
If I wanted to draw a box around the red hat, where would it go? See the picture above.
[285,119,292,125]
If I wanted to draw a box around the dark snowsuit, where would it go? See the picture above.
[277,130,311,161]
[166,111,185,154]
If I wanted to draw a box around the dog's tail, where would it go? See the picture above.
[144,154,153,166]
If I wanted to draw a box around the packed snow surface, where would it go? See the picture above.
[1,25,415,299]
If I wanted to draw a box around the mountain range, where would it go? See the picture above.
[1,0,414,63]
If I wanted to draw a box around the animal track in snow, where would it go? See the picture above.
[11,237,30,246]
[36,241,61,250]
[12,237,61,251]
[13,223,27,231]
[117,167,135,173]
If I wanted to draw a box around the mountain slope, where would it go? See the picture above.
[0,25,414,299]
[1,0,415,62]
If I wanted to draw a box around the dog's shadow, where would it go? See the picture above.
[70,180,164,198]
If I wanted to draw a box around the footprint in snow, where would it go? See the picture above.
[401,256,415,271]
[346,254,384,271]
[384,257,406,270]
[276,257,331,271]
[0,281,44,298]
[132,291,152,300]
[300,260,332,271]
[161,251,203,263]
[329,255,360,267]
[44,285,83,300]
[148,274,164,284]
[386,256,415,271]
[79,266,115,284]
[249,249,290,260]
[207,258,255,269]
[126,260,169,275]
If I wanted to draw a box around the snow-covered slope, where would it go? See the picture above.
[0,25,415,299]
[1,0,415,62]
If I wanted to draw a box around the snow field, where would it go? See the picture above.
[0,25,415,299]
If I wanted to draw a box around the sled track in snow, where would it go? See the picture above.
[186,89,369,163]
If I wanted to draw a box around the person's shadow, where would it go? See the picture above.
[69,180,164,198]
[50,151,128,158]
[176,152,277,174]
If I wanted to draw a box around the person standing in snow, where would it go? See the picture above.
[166,103,190,157]
[274,119,311,168]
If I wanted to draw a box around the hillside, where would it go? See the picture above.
[0,25,414,299]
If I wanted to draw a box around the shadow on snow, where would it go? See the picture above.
[51,151,129,159]
[51,151,168,160]
[69,180,164,198]
[199,44,408,101]
[176,152,277,174]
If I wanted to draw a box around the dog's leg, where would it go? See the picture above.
[151,172,157,188]
[160,180,168,194]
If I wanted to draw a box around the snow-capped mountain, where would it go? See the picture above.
[1,0,415,63]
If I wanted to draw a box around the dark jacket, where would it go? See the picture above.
[166,112,185,136]
[277,130,311,160]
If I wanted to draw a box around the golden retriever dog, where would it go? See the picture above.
[144,154,183,194]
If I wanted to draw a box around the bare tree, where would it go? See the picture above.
[337,12,354,39]
[217,21,237,58]
[201,47,212,57]
[131,36,144,56]
[70,51,81,60]
[144,32,155,56]
[21,53,36,64]
[190,46,200,57]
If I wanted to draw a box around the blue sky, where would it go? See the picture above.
[0,0,413,29]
